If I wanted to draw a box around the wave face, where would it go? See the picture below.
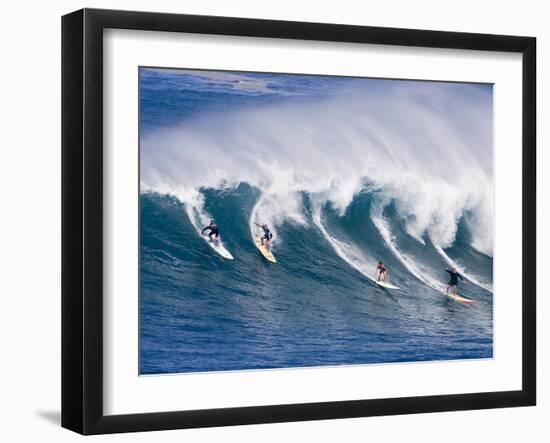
[139,68,494,374]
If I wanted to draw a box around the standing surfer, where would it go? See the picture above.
[254,223,273,251]
[376,261,389,282]
[201,220,220,242]
[445,268,464,295]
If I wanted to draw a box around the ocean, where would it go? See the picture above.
[139,67,494,375]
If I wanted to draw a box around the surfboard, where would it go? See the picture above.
[374,280,400,290]
[202,235,234,260]
[446,292,474,304]
[254,236,276,263]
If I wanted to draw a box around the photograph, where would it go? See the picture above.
[138,67,495,375]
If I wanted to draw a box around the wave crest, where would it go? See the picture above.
[141,81,493,254]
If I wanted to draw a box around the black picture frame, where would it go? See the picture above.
[62,8,536,435]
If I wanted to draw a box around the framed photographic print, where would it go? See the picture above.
[62,8,536,435]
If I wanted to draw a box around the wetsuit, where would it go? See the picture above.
[446,269,464,286]
[261,225,273,242]
[202,224,219,239]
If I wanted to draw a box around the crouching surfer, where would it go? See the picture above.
[445,267,464,295]
[201,220,220,242]
[376,261,389,282]
[254,223,273,251]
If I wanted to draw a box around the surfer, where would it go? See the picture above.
[254,222,273,251]
[201,220,220,242]
[376,261,389,282]
[445,268,464,295]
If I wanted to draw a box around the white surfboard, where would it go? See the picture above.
[374,280,400,290]
[202,235,234,260]
[254,236,276,263]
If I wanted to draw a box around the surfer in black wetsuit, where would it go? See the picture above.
[201,221,220,241]
[445,268,464,295]
[376,261,389,282]
[254,223,273,250]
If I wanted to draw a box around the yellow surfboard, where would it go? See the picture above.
[255,236,276,263]
[446,291,474,304]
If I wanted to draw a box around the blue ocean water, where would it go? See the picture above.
[139,68,493,375]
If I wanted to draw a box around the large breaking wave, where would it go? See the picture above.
[140,80,493,295]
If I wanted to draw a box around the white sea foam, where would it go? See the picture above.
[141,80,493,256]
